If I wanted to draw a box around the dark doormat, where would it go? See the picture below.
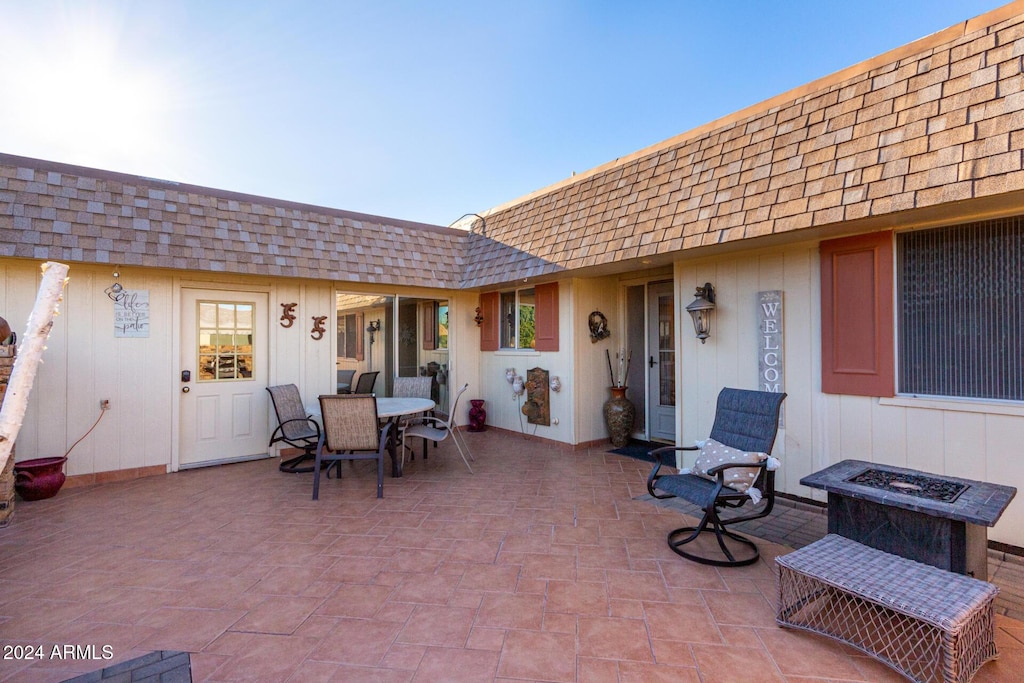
[608,440,661,464]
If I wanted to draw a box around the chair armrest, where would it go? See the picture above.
[283,417,320,435]
[646,445,697,499]
[402,416,446,430]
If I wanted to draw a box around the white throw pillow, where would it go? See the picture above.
[692,438,767,493]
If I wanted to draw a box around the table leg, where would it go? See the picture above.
[386,418,403,477]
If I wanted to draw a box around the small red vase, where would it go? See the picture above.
[467,399,486,432]
[14,456,68,501]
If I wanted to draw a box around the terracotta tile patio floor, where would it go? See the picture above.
[1,429,1023,682]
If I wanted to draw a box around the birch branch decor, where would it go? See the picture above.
[0,262,70,474]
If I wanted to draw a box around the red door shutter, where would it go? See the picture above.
[422,302,437,351]
[534,282,559,352]
[479,292,500,351]
[820,231,894,396]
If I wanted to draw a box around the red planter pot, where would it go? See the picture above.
[14,456,67,501]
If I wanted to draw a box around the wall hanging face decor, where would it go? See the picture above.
[588,311,610,343]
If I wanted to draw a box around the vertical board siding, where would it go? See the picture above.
[676,242,1024,546]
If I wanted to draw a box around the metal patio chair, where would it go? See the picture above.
[267,384,321,473]
[392,376,433,458]
[350,370,380,395]
[647,387,787,567]
[313,394,391,500]
[400,382,474,473]
[336,369,356,394]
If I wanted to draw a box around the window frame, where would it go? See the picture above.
[500,287,536,350]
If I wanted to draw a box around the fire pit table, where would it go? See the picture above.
[801,459,1016,580]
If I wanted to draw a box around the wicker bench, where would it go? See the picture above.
[776,534,998,683]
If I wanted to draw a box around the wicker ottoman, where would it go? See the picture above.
[777,534,998,683]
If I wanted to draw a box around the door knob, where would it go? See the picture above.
[649,356,656,368]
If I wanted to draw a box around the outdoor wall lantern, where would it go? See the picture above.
[685,283,716,344]
[366,319,382,344]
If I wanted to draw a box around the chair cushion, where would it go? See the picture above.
[692,438,766,493]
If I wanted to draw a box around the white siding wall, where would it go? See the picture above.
[476,281,575,442]
[0,261,338,476]
[676,242,1024,547]
[572,277,621,445]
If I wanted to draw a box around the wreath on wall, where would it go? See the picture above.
[588,310,610,343]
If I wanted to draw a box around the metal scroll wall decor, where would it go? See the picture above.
[311,316,327,340]
[523,367,551,426]
[280,303,297,327]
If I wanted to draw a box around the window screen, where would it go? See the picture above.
[898,218,1024,401]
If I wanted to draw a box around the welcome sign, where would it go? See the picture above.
[758,290,784,426]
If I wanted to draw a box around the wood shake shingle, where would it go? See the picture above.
[0,155,464,288]
[462,6,1024,287]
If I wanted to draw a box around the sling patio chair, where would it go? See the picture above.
[400,382,474,473]
[392,376,434,458]
[336,369,356,394]
[313,394,391,500]
[350,370,380,395]
[267,384,321,473]
[646,387,787,567]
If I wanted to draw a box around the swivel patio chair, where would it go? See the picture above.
[400,382,474,473]
[267,384,321,473]
[647,387,786,567]
[313,394,391,499]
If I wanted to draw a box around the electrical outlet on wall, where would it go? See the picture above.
[100,399,110,410]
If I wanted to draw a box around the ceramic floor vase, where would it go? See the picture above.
[603,387,635,448]
[468,399,486,431]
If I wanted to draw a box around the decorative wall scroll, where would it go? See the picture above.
[280,303,297,328]
[757,290,785,426]
[523,367,551,426]
[311,315,327,340]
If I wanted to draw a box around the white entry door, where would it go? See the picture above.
[647,282,676,442]
[179,289,270,468]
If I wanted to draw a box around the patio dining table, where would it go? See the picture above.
[307,396,435,478]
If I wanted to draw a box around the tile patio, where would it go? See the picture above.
[1,430,1022,682]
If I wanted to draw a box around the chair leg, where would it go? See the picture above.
[666,507,759,567]
[312,451,323,500]
[451,435,473,474]
[453,425,475,461]
[376,454,384,498]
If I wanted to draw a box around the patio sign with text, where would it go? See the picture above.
[114,290,150,338]
[758,290,784,426]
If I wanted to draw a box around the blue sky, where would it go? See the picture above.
[0,1,1007,226]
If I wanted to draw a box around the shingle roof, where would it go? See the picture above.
[0,155,465,289]
[462,5,1024,287]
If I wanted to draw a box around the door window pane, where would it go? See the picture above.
[197,301,254,381]
[658,294,675,406]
